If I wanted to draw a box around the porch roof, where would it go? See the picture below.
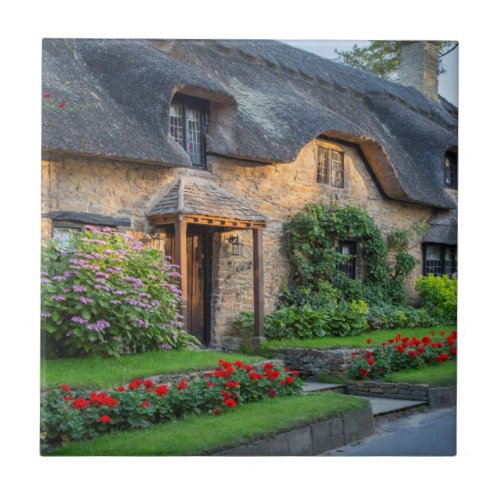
[423,209,457,245]
[147,176,267,226]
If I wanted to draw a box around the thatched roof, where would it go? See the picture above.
[423,210,458,245]
[42,39,458,209]
[147,176,266,222]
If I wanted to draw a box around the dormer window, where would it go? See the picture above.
[169,95,208,168]
[444,151,458,189]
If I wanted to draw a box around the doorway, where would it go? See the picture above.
[164,226,212,346]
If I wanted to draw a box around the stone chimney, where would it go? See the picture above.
[400,41,441,101]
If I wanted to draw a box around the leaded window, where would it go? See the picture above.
[331,150,344,188]
[337,241,356,279]
[169,95,208,167]
[423,244,457,277]
[52,227,77,251]
[444,151,458,189]
[316,147,344,188]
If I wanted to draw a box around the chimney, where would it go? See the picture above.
[400,41,441,101]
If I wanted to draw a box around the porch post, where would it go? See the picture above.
[174,216,188,329]
[252,227,264,346]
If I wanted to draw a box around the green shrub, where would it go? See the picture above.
[234,299,368,340]
[366,304,434,330]
[41,226,199,358]
[416,274,457,323]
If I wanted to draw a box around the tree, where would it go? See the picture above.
[333,41,458,82]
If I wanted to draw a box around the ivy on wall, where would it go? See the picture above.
[282,204,426,306]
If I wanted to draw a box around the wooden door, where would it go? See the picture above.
[164,228,210,345]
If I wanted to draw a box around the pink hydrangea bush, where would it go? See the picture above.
[41,226,199,357]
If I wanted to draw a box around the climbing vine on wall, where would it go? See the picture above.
[282,204,425,306]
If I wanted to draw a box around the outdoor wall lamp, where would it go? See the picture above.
[227,234,243,256]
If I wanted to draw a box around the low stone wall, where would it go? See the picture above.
[346,381,429,401]
[215,407,374,456]
[271,347,369,378]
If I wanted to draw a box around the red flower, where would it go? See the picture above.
[58,102,65,108]
[177,378,189,390]
[72,398,89,410]
[224,398,237,408]
[437,342,443,348]
[422,336,431,343]
[141,400,151,407]
[116,386,125,392]
[64,395,73,401]
[144,379,154,388]
[43,92,53,98]
[279,380,286,385]
[211,408,222,416]
[155,385,168,396]
[286,376,295,384]
[221,391,230,399]
[128,379,143,390]
[60,384,70,392]
[408,351,417,359]
[264,362,275,370]
[99,415,111,424]
[268,389,277,398]
[440,353,450,361]
[249,372,263,381]
[439,330,446,335]
[206,381,214,387]
[430,330,436,335]
[204,372,212,377]
[234,360,244,368]
[367,359,375,366]
[292,370,299,376]
[388,339,394,344]
[381,342,386,346]
[366,338,372,344]
[450,347,458,355]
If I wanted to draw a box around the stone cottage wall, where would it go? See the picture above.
[41,137,433,346]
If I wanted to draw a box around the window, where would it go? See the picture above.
[52,226,77,251]
[444,151,458,189]
[316,147,344,187]
[337,240,356,279]
[423,244,457,277]
[169,95,208,167]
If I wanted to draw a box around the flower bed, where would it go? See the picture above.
[349,330,457,380]
[41,360,302,446]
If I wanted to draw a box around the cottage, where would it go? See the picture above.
[41,39,458,349]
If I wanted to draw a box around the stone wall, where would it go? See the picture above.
[346,381,429,401]
[270,347,367,378]
[41,136,433,346]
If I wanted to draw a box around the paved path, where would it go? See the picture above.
[323,407,456,456]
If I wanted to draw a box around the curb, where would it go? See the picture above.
[214,408,374,456]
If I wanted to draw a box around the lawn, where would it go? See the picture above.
[41,350,264,391]
[383,360,457,386]
[262,325,456,351]
[46,391,368,456]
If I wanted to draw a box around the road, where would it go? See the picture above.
[324,407,456,456]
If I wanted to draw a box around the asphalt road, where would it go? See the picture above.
[324,408,456,456]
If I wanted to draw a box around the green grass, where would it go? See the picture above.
[41,350,264,391]
[261,325,456,351]
[46,391,368,456]
[383,360,457,387]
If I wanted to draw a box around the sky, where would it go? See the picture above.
[282,40,458,106]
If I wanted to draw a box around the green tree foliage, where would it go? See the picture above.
[333,41,457,82]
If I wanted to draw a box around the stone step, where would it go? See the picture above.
[301,382,346,394]
[360,396,427,417]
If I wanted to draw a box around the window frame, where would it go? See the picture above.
[169,94,209,169]
[444,151,458,190]
[422,243,457,277]
[337,240,357,279]
[316,146,345,188]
